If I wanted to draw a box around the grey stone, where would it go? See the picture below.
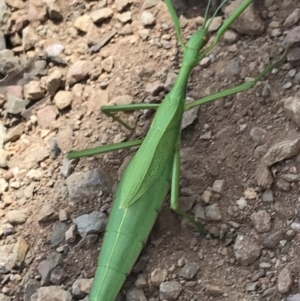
[262,189,274,204]
[6,95,29,114]
[0,293,10,301]
[24,183,35,199]
[224,0,264,35]
[102,56,114,73]
[284,96,300,127]
[250,210,271,233]
[51,222,68,247]
[208,16,222,32]
[60,158,76,178]
[110,94,132,105]
[74,15,93,33]
[288,69,297,77]
[250,127,268,145]
[278,267,293,294]
[37,253,63,285]
[50,266,66,285]
[144,81,164,96]
[141,0,158,9]
[263,231,283,249]
[132,255,148,274]
[205,204,222,221]
[0,243,14,273]
[283,26,300,47]
[287,294,300,301]
[282,173,300,182]
[159,281,182,300]
[5,123,24,143]
[245,282,257,292]
[66,60,94,86]
[284,81,294,90]
[26,169,43,180]
[150,268,167,286]
[43,0,63,20]
[295,72,300,84]
[178,196,197,211]
[37,105,59,129]
[0,0,7,24]
[181,97,198,130]
[234,235,261,266]
[55,126,73,153]
[115,0,130,12]
[0,178,8,193]
[67,168,111,199]
[262,287,277,298]
[0,31,6,50]
[201,190,212,204]
[223,30,239,44]
[135,274,148,289]
[226,60,239,77]
[38,204,58,222]
[24,81,44,100]
[7,237,28,269]
[24,279,40,301]
[291,220,300,232]
[6,0,24,9]
[126,287,147,301]
[36,286,72,301]
[120,23,133,35]
[45,43,64,57]
[91,8,113,23]
[32,60,47,76]
[0,121,6,149]
[49,137,60,159]
[193,203,205,222]
[46,69,62,96]
[72,278,93,299]
[140,11,155,26]
[212,179,224,193]
[65,225,76,243]
[287,48,300,65]
[0,50,19,75]
[6,210,27,224]
[35,146,49,163]
[74,211,107,237]
[0,149,8,167]
[255,161,273,188]
[54,91,73,110]
[284,9,300,28]
[263,138,300,166]
[206,284,224,296]
[164,71,177,91]
[179,263,200,280]
[22,26,39,51]
[77,234,98,249]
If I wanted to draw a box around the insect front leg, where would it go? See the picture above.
[184,47,289,112]
[101,103,159,130]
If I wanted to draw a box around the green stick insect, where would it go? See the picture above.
[67,0,287,300]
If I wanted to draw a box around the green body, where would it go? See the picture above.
[66,0,288,300]
[89,27,205,301]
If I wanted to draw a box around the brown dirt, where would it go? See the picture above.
[2,0,300,300]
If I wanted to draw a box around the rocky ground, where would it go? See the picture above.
[1,0,300,300]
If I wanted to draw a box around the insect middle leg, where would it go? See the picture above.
[169,142,207,235]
